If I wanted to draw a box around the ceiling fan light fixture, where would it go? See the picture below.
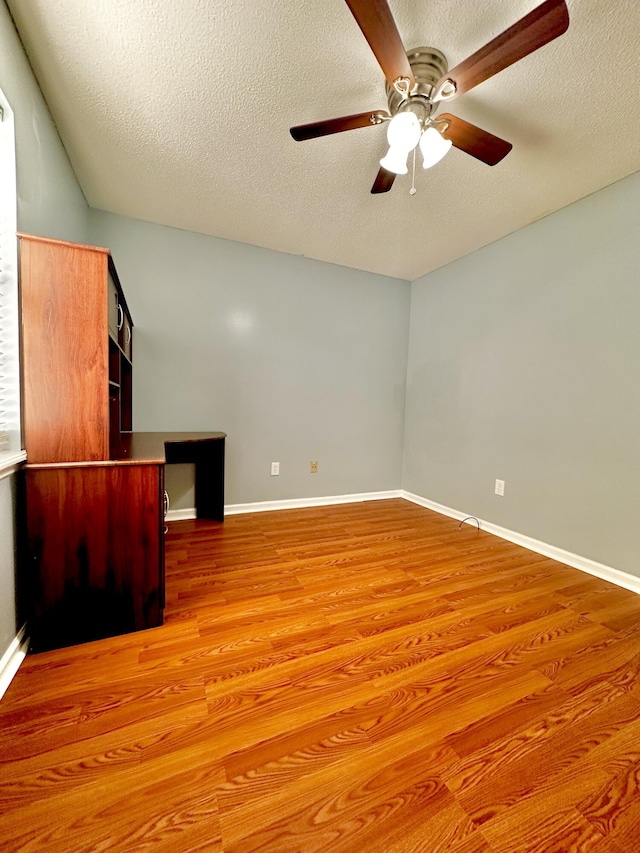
[292,1,570,193]
[420,125,452,169]
[386,110,421,149]
[379,146,410,175]
[379,111,422,175]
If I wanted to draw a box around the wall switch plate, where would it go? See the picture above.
[271,462,280,476]
[495,479,505,496]
[310,461,318,473]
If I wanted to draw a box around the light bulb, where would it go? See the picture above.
[420,126,452,169]
[379,111,422,175]
[380,147,410,175]
[386,111,421,150]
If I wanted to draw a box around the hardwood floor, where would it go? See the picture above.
[2,498,640,851]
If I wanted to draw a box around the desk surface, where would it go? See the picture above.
[25,432,226,469]
[116,431,226,464]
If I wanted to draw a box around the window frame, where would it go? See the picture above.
[0,87,26,476]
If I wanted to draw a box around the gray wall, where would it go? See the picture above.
[89,211,411,506]
[0,0,90,659]
[0,472,19,658]
[404,170,640,576]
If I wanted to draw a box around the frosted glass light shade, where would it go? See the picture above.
[379,111,422,175]
[380,146,410,175]
[420,126,452,169]
[386,111,421,150]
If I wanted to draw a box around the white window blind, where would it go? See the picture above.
[0,87,22,465]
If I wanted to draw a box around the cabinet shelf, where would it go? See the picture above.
[109,333,132,363]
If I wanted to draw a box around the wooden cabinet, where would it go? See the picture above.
[18,234,164,652]
[24,462,164,653]
[19,234,133,463]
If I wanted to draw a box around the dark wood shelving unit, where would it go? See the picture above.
[19,234,226,653]
[18,234,160,652]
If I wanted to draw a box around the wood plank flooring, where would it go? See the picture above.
[2,499,640,851]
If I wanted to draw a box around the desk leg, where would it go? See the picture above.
[194,438,225,521]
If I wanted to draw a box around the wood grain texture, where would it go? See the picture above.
[290,111,389,142]
[439,113,512,165]
[435,0,570,100]
[19,235,111,463]
[2,499,640,851]
[371,166,396,194]
[24,463,164,651]
[344,0,414,89]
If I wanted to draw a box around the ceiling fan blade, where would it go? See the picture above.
[290,110,389,141]
[371,166,396,194]
[438,114,512,165]
[435,0,569,100]
[344,0,415,90]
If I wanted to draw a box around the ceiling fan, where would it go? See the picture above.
[290,0,570,193]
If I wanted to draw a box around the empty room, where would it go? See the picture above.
[1,1,639,850]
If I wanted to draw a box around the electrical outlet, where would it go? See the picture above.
[495,479,505,496]
[310,461,318,473]
[271,462,280,476]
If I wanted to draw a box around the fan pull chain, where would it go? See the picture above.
[410,147,417,195]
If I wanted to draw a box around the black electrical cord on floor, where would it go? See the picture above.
[459,516,480,530]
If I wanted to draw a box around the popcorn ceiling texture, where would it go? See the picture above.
[6,0,640,280]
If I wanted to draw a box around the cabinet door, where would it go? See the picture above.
[125,317,133,359]
[121,312,133,359]
[24,464,164,651]
[120,357,133,433]
[108,272,120,339]
[20,236,110,462]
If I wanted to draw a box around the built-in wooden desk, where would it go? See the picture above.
[23,431,226,651]
[19,235,227,651]
[116,432,226,521]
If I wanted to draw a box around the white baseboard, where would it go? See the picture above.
[0,624,28,702]
[226,490,403,516]
[165,508,198,522]
[402,490,640,595]
[166,489,403,522]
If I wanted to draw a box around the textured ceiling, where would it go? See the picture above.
[6,0,640,280]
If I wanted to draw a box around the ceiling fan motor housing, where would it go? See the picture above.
[386,47,448,120]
